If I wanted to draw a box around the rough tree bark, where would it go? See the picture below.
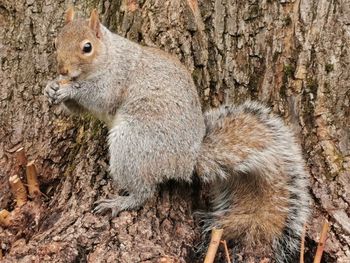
[0,0,349,262]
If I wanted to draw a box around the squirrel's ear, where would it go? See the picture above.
[65,6,75,24]
[89,9,101,38]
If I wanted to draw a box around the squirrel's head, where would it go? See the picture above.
[54,8,103,80]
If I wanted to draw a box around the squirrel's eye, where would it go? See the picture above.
[82,42,92,53]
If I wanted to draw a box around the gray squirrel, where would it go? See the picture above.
[45,8,310,262]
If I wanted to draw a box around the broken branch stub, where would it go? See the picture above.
[15,147,27,166]
[313,220,329,263]
[204,228,224,263]
[9,175,28,207]
[0,209,12,226]
[26,160,41,198]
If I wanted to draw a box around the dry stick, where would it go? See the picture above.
[26,160,41,198]
[220,240,232,263]
[0,209,12,226]
[313,220,329,263]
[16,147,27,166]
[300,224,306,263]
[15,147,27,166]
[204,228,224,263]
[9,175,28,207]
[15,147,27,177]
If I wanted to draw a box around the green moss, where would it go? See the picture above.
[90,119,105,138]
[248,75,259,99]
[325,63,334,73]
[63,141,82,177]
[245,4,260,20]
[324,172,336,180]
[280,84,287,98]
[81,113,95,124]
[59,111,107,178]
[324,82,331,94]
[77,114,105,139]
[64,162,78,177]
[283,15,292,27]
[273,52,280,62]
[284,64,295,78]
[306,78,318,94]
[192,68,202,84]
[280,64,295,100]
[250,5,259,16]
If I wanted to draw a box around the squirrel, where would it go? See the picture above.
[44,8,310,262]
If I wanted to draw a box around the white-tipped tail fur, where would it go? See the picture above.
[196,101,310,262]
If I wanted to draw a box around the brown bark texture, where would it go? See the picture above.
[0,0,349,262]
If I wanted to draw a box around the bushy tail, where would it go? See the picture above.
[195,101,310,262]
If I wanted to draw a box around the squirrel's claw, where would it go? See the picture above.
[93,198,120,217]
[45,81,59,92]
[55,88,74,103]
[44,80,61,105]
[44,80,77,105]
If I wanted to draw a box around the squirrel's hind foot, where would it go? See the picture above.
[93,198,121,217]
[93,195,143,217]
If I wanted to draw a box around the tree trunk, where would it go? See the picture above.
[0,0,349,262]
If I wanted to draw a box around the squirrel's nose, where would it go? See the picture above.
[58,65,69,76]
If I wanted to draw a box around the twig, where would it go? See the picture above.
[300,224,306,263]
[204,228,224,263]
[26,160,41,198]
[0,209,12,226]
[313,220,329,263]
[15,147,27,166]
[9,174,28,207]
[220,240,232,263]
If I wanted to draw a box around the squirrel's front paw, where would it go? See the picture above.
[44,80,60,104]
[44,81,77,105]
